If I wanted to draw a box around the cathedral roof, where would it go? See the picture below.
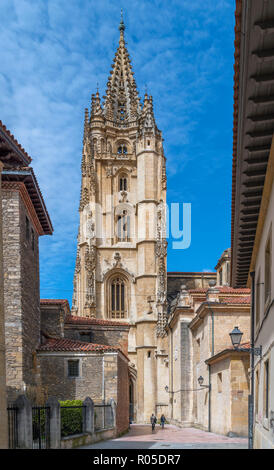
[101,11,141,125]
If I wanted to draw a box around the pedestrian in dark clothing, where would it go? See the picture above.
[160,414,166,429]
[150,413,157,432]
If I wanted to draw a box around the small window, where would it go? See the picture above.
[26,217,30,240]
[119,176,127,191]
[80,332,91,342]
[117,144,128,155]
[68,360,79,377]
[147,351,151,358]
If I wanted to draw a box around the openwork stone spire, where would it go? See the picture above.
[103,12,141,125]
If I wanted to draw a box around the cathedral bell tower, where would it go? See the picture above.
[71,12,169,422]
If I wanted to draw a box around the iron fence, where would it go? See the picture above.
[94,403,113,431]
[7,405,18,449]
[32,406,50,449]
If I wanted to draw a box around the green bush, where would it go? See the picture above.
[59,400,83,437]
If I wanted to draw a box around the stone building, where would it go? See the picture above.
[38,299,130,435]
[215,248,231,286]
[70,15,169,423]
[0,154,7,448]
[166,250,251,437]
[0,122,53,407]
[231,0,274,448]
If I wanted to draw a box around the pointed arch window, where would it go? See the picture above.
[109,276,127,318]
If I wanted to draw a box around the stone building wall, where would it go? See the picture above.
[167,272,216,302]
[64,322,129,357]
[2,188,40,402]
[40,303,67,338]
[230,356,249,435]
[37,350,129,434]
[37,353,106,403]
[116,353,129,434]
[0,165,8,448]
[209,357,232,435]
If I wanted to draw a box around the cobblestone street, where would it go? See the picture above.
[80,424,248,449]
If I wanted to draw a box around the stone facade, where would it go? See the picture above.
[40,300,70,338]
[251,146,274,449]
[166,252,251,436]
[38,300,130,434]
[64,316,129,357]
[2,186,41,402]
[0,162,8,448]
[206,351,250,436]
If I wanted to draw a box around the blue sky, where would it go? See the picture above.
[0,0,235,303]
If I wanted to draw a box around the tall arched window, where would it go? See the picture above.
[117,210,130,241]
[109,276,127,318]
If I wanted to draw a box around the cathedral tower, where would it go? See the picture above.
[72,13,169,422]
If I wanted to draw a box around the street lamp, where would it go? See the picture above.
[229,326,243,349]
[229,326,262,357]
[197,376,211,390]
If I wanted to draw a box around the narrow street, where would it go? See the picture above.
[80,424,248,449]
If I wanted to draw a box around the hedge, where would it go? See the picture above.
[59,400,84,437]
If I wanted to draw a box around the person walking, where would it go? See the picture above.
[150,413,157,432]
[160,414,166,429]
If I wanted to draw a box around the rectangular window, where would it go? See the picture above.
[264,230,272,304]
[264,360,269,419]
[68,360,79,377]
[80,332,91,342]
[256,272,260,327]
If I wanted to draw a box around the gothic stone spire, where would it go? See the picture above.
[103,14,141,125]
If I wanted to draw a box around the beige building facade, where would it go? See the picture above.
[231,0,274,448]
[166,262,251,437]
[251,142,274,448]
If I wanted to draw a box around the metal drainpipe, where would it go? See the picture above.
[206,301,214,433]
